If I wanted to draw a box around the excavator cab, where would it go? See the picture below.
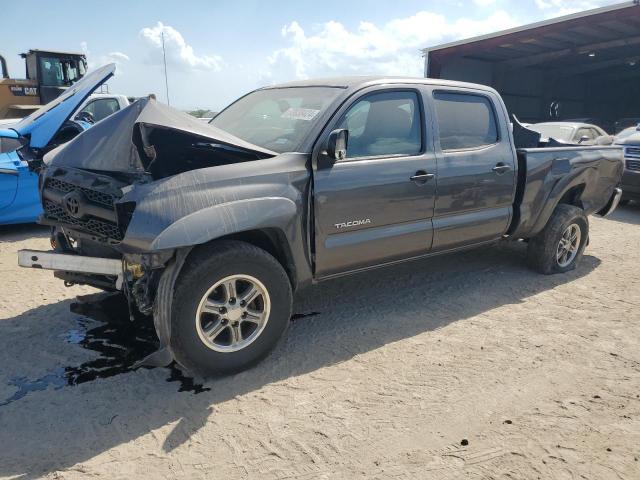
[0,50,87,120]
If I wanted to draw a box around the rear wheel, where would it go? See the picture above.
[527,204,588,275]
[170,241,292,377]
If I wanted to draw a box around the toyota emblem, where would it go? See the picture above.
[63,191,83,218]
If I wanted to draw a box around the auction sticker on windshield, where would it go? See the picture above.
[281,108,320,121]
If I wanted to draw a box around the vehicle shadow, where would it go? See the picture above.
[0,223,49,242]
[0,241,601,478]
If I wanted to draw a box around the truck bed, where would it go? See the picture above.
[510,145,624,239]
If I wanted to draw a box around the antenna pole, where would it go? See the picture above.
[161,31,170,105]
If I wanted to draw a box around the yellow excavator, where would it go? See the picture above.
[0,49,88,120]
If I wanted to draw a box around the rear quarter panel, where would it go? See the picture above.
[511,146,623,239]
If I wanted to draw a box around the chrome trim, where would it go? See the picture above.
[624,146,640,160]
[600,188,622,217]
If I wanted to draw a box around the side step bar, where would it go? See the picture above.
[18,249,124,289]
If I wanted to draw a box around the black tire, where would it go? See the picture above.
[170,240,292,377]
[526,204,589,275]
[618,199,631,206]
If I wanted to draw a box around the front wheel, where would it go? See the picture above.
[526,204,588,275]
[170,241,292,377]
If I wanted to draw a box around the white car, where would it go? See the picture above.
[73,93,131,124]
[0,93,131,128]
[528,122,608,145]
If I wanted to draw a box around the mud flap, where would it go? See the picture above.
[134,248,192,368]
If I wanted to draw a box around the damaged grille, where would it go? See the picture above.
[46,177,116,207]
[42,171,125,242]
[44,201,123,240]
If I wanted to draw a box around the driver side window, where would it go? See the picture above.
[80,98,120,122]
[337,91,422,159]
[575,128,595,143]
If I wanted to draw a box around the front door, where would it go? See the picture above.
[430,89,516,251]
[0,151,19,210]
[313,88,437,278]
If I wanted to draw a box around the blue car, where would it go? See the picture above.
[0,64,115,225]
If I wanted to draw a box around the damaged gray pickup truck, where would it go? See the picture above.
[19,65,624,376]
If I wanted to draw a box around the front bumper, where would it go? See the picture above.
[18,248,178,368]
[18,249,124,289]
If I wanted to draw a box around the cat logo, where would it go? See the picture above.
[9,86,38,96]
[334,219,372,229]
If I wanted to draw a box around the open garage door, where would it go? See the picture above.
[424,1,640,134]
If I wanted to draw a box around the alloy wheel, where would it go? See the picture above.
[556,223,581,268]
[195,274,271,352]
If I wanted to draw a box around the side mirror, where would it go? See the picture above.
[327,129,348,161]
[578,135,590,144]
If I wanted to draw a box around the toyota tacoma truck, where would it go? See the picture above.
[16,65,623,376]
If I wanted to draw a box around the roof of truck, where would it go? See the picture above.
[20,49,85,57]
[261,76,498,93]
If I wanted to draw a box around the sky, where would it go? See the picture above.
[2,0,623,110]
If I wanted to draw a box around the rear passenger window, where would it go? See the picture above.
[433,92,498,150]
[337,91,422,158]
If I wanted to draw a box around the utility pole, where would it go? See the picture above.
[161,31,170,106]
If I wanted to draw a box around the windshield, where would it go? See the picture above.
[529,124,575,142]
[39,56,85,87]
[210,87,342,153]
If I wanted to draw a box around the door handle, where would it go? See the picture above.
[0,168,19,176]
[492,163,511,175]
[410,171,435,184]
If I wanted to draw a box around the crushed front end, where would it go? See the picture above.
[18,97,276,367]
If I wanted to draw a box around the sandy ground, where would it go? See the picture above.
[0,206,639,480]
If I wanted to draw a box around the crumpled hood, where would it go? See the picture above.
[11,64,115,149]
[44,97,275,173]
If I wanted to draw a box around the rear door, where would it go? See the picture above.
[313,86,437,278]
[429,89,516,251]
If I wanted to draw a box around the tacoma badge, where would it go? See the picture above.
[334,219,371,229]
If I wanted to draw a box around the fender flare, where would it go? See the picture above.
[529,169,592,237]
[149,197,298,251]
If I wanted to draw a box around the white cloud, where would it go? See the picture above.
[474,0,498,6]
[107,52,130,62]
[140,22,223,71]
[80,41,129,73]
[534,0,616,17]
[263,11,519,82]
